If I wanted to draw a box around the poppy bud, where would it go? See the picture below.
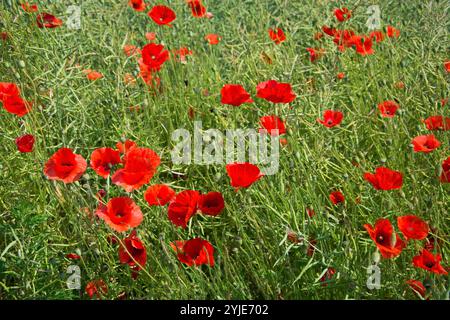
[372,251,380,264]
[18,60,26,68]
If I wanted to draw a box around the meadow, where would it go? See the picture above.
[0,0,449,300]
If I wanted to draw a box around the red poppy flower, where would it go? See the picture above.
[220,84,253,107]
[137,58,161,87]
[1,95,32,117]
[85,279,108,299]
[205,34,221,45]
[322,25,337,37]
[364,167,403,190]
[0,82,20,101]
[116,139,137,154]
[167,190,200,228]
[369,30,384,43]
[337,72,345,79]
[0,32,8,41]
[268,28,286,44]
[306,48,324,62]
[386,25,400,38]
[170,238,214,267]
[317,110,343,128]
[412,249,448,275]
[440,156,450,183]
[112,146,161,192]
[123,44,141,57]
[444,61,450,73]
[397,215,429,241]
[334,7,352,22]
[141,43,169,72]
[198,192,225,216]
[406,280,427,299]
[187,0,206,18]
[15,134,35,153]
[348,35,374,55]
[65,253,81,260]
[148,5,176,26]
[256,80,296,104]
[128,0,146,11]
[307,238,317,256]
[145,32,156,41]
[36,13,63,28]
[423,115,450,131]
[320,267,336,287]
[441,98,448,107]
[378,100,399,118]
[21,2,38,12]
[329,191,345,205]
[173,47,193,63]
[144,184,175,206]
[119,230,147,278]
[226,162,263,190]
[333,29,355,51]
[412,134,440,153]
[95,197,143,232]
[83,69,103,81]
[364,219,406,258]
[259,115,286,136]
[90,147,121,178]
[44,148,87,183]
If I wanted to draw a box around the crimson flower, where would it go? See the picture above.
[36,13,63,28]
[348,35,374,56]
[256,80,296,104]
[119,230,147,279]
[205,34,221,45]
[128,0,146,11]
[386,25,400,38]
[95,197,143,232]
[423,115,450,130]
[226,162,263,190]
[397,215,429,240]
[334,7,352,22]
[364,219,406,258]
[1,95,32,117]
[144,184,175,206]
[187,0,206,18]
[259,115,286,136]
[21,2,38,12]
[369,30,384,42]
[378,100,399,118]
[317,110,343,128]
[148,5,176,26]
[15,134,35,153]
[85,279,108,299]
[412,134,440,153]
[44,148,87,183]
[268,28,286,44]
[306,48,324,62]
[364,167,403,190]
[141,43,169,72]
[90,147,121,178]
[198,192,225,216]
[440,156,450,183]
[0,82,20,101]
[167,190,200,228]
[329,191,345,205]
[412,249,448,275]
[406,280,427,299]
[220,84,253,106]
[320,267,336,287]
[170,238,214,267]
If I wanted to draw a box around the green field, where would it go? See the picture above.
[0,0,449,300]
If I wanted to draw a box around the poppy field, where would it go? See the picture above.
[0,0,449,300]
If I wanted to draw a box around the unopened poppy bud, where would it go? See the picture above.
[18,60,26,68]
[372,251,380,264]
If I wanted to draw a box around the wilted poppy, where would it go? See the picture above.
[198,192,225,216]
[259,115,286,136]
[220,84,253,106]
[364,219,405,258]
[83,69,103,81]
[317,110,343,128]
[334,7,351,22]
[21,2,38,12]
[85,279,108,299]
[148,5,176,26]
[397,215,429,240]
[141,43,169,72]
[256,80,296,104]
[440,156,450,183]
[119,230,147,278]
[423,115,450,131]
[268,28,286,44]
[187,0,206,18]
[167,190,200,228]
[329,191,345,205]
[1,95,32,117]
[170,238,214,267]
[112,146,161,192]
[15,134,35,153]
[226,162,263,190]
[378,100,399,118]
[90,147,121,178]
[36,13,63,28]
[412,134,440,153]
[44,148,87,183]
[386,25,400,38]
[128,0,146,11]
[412,249,448,275]
[96,196,143,232]
[205,34,221,45]
[123,44,141,57]
[364,167,403,190]
[144,184,175,206]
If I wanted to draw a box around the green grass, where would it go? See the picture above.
[0,0,449,299]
